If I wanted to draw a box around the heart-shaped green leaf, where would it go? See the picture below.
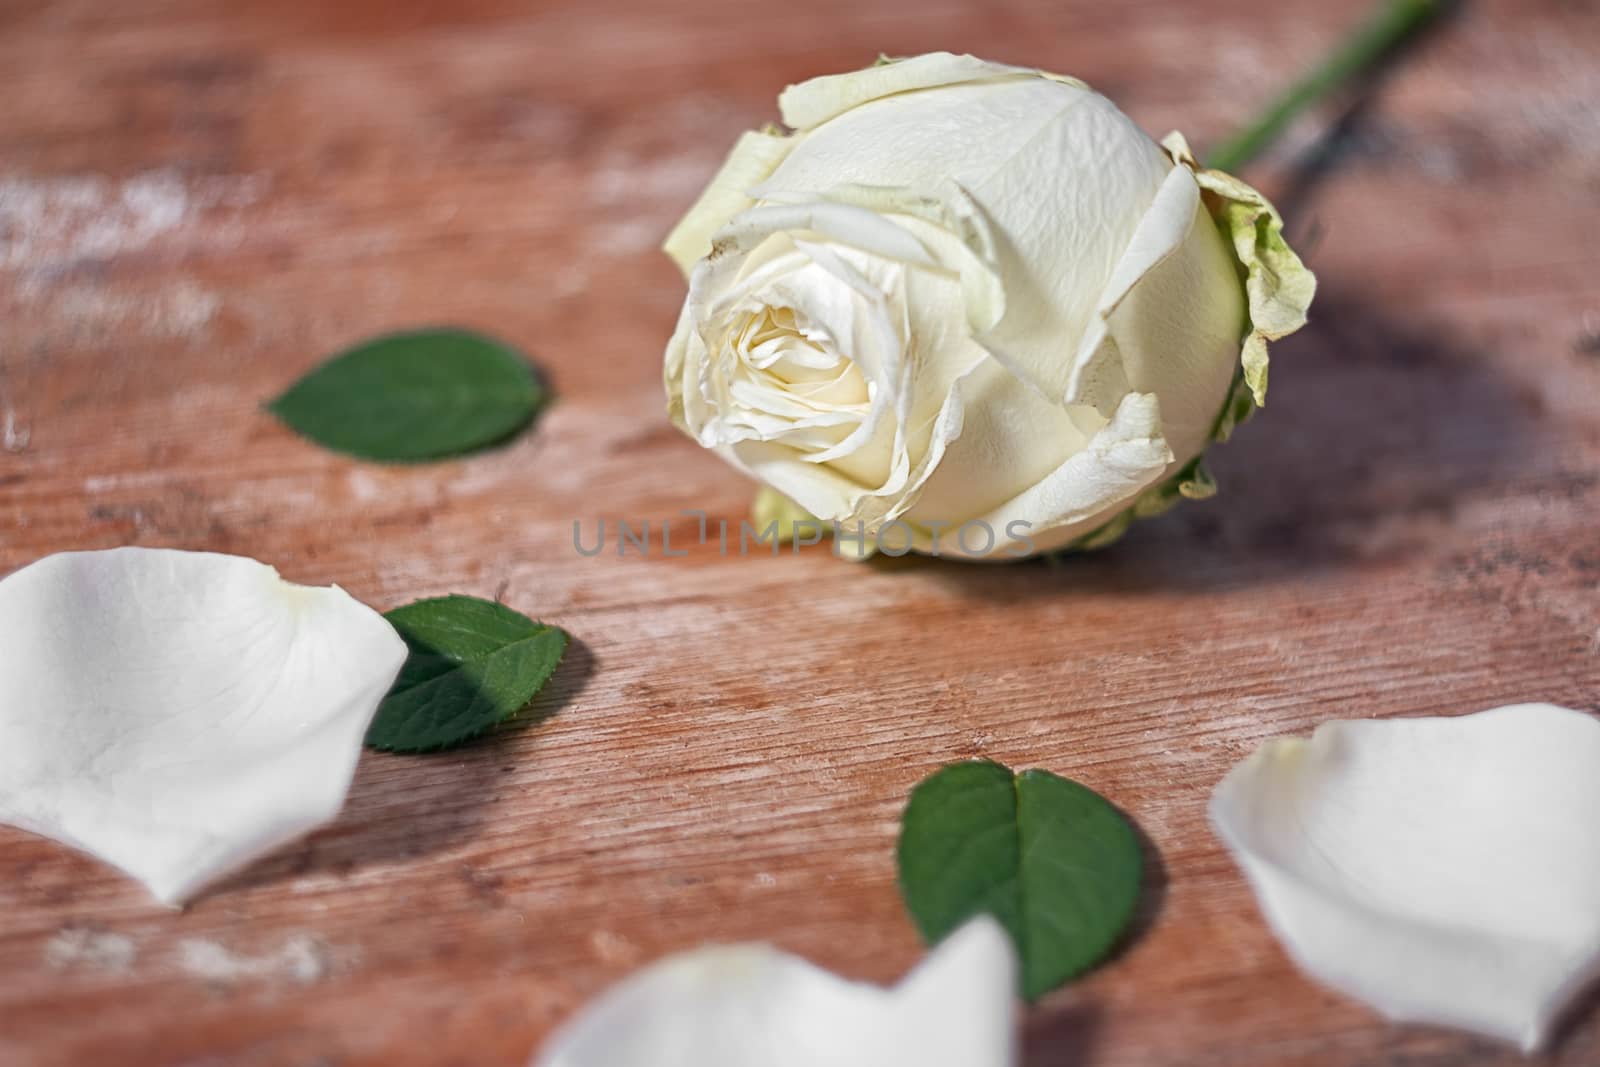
[897,759,1143,1000]
[269,328,545,462]
[365,595,568,753]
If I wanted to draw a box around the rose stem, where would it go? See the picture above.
[1204,0,1446,172]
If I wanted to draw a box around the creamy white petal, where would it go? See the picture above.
[0,548,406,906]
[1070,163,1244,462]
[727,437,873,525]
[717,200,939,273]
[903,389,1173,557]
[662,128,794,276]
[1210,703,1600,1051]
[532,917,1016,1067]
[747,181,1007,337]
[663,298,695,429]
[892,356,1088,530]
[883,916,1018,1063]
[779,52,1075,132]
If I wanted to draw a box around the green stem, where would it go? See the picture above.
[1205,0,1444,172]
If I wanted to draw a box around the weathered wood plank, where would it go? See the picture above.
[1,0,1597,1063]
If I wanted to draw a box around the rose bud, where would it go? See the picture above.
[662,52,1314,559]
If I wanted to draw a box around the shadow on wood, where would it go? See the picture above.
[1022,806,1167,1065]
[922,287,1549,599]
[206,636,596,898]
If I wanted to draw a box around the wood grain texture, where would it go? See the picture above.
[1,0,1598,1063]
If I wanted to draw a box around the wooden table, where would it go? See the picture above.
[2,0,1597,1063]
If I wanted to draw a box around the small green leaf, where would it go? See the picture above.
[365,595,568,753]
[897,759,1143,1000]
[750,486,827,545]
[269,328,545,462]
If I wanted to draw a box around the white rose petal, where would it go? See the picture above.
[0,548,407,906]
[664,128,794,273]
[776,53,1071,132]
[663,53,1313,558]
[532,917,1017,1067]
[1210,703,1600,1051]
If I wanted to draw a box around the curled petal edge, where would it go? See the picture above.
[1063,133,1315,553]
[910,389,1175,558]
[663,127,795,276]
[778,51,1083,132]
[1162,130,1316,417]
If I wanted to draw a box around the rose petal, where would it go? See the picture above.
[532,917,1017,1067]
[662,128,794,276]
[1066,163,1242,462]
[900,388,1173,557]
[746,182,1008,337]
[1210,703,1600,1051]
[0,548,406,906]
[778,51,1078,132]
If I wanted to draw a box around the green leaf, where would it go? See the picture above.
[269,328,546,462]
[750,486,827,545]
[365,595,569,753]
[896,760,1143,1000]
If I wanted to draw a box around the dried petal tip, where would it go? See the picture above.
[0,548,406,906]
[1163,131,1315,426]
[533,916,1016,1067]
[1211,703,1600,1051]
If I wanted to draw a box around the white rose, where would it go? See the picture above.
[662,53,1314,559]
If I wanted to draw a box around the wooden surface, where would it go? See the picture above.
[2,0,1598,1064]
